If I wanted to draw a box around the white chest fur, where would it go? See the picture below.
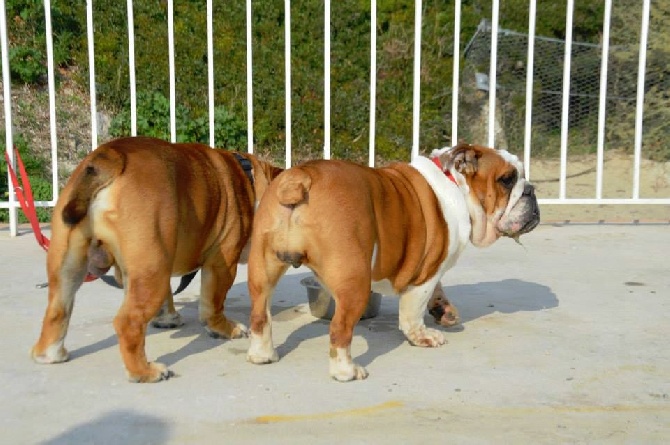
[370,157,472,296]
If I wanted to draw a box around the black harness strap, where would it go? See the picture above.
[232,152,254,186]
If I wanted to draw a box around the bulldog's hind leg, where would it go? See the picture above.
[32,227,89,364]
[427,284,461,327]
[317,255,370,382]
[113,268,182,329]
[246,253,288,365]
[114,272,173,383]
[150,293,184,329]
[399,281,447,348]
[199,258,247,339]
[325,269,371,382]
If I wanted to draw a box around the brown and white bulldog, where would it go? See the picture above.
[246,143,540,381]
[31,136,283,382]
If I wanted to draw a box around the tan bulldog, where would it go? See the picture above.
[31,136,282,382]
[246,143,540,381]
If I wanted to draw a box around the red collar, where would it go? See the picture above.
[431,157,458,185]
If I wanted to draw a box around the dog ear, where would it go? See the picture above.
[438,144,481,176]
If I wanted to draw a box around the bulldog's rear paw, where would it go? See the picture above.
[31,343,69,364]
[329,347,369,381]
[127,361,173,383]
[330,363,369,382]
[202,316,249,339]
[406,327,447,348]
[247,347,279,364]
[151,311,184,329]
[230,323,249,338]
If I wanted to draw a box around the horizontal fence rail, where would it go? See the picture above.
[2,0,668,236]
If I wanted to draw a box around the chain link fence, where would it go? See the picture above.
[459,19,667,162]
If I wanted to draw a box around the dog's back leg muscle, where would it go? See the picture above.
[114,267,173,383]
[319,256,373,382]
[246,244,289,365]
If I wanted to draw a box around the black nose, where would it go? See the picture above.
[523,183,535,197]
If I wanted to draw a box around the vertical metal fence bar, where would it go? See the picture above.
[127,0,137,136]
[324,0,331,160]
[0,0,17,235]
[284,0,291,168]
[87,0,98,150]
[559,0,575,200]
[369,0,377,167]
[633,0,650,200]
[168,0,176,143]
[44,0,59,202]
[411,0,422,160]
[207,0,215,147]
[450,0,461,147]
[596,0,612,199]
[246,0,253,154]
[522,0,536,181]
[487,0,499,148]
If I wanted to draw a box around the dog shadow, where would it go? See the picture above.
[68,274,558,371]
[68,277,249,365]
[263,275,559,369]
[273,273,558,366]
[445,278,558,324]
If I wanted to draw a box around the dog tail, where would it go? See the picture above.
[62,147,126,226]
[275,168,311,207]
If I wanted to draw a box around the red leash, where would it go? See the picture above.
[4,148,49,251]
[4,148,97,283]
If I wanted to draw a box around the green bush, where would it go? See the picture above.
[109,91,247,149]
[9,46,45,84]
[4,1,84,84]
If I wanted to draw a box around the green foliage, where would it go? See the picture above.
[109,91,247,148]
[1,134,53,223]
[9,46,45,84]
[4,0,84,84]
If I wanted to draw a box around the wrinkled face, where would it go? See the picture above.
[489,150,540,239]
[434,144,540,247]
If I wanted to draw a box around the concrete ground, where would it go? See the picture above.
[1,222,669,444]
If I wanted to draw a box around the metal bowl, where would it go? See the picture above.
[300,277,382,320]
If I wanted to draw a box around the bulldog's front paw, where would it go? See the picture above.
[406,327,447,348]
[428,301,461,327]
[126,361,173,383]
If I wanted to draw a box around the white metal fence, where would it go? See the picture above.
[1,0,668,237]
